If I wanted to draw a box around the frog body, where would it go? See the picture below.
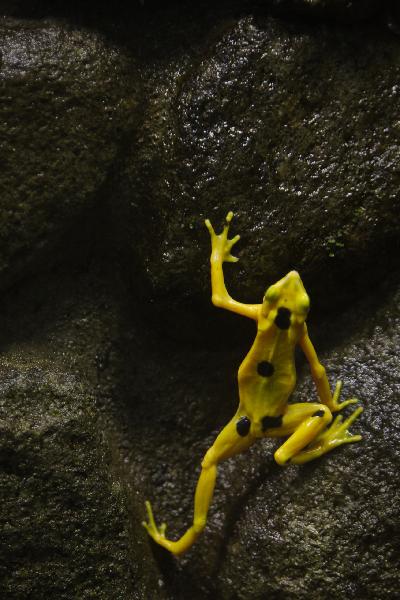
[143,212,363,556]
[239,316,297,428]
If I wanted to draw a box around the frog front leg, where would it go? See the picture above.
[265,402,363,466]
[205,212,260,320]
[143,413,256,555]
[300,327,358,413]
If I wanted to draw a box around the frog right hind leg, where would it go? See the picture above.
[271,402,363,466]
[290,406,363,465]
[143,413,256,556]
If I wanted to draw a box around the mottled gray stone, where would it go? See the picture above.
[0,4,399,600]
[0,260,172,599]
[0,18,138,291]
[269,0,383,21]
[121,15,400,323]
[0,366,137,599]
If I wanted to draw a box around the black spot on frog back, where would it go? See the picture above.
[262,415,283,431]
[257,361,274,377]
[236,416,251,437]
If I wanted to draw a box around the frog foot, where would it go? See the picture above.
[142,500,168,546]
[205,211,241,263]
[290,406,363,465]
[314,406,363,451]
[331,380,359,411]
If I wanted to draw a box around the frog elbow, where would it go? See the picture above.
[212,294,223,307]
[314,364,326,380]
[193,516,207,533]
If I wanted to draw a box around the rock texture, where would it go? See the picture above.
[0,18,138,290]
[122,14,400,323]
[0,367,135,599]
[0,267,166,599]
[269,0,383,21]
[0,2,399,599]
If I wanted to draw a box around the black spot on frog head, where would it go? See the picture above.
[275,307,291,330]
[263,272,309,323]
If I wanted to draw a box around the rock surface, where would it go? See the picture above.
[0,366,136,599]
[269,0,384,21]
[121,13,400,325]
[0,2,399,599]
[0,18,138,290]
[0,265,167,599]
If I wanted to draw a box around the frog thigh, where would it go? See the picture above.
[273,403,333,465]
[202,413,256,468]
[262,402,331,438]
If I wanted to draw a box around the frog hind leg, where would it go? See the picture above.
[270,402,363,466]
[143,413,256,556]
[290,406,363,465]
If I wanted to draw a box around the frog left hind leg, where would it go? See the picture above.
[143,413,256,555]
[269,402,363,466]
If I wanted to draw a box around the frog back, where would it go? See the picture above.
[237,327,298,416]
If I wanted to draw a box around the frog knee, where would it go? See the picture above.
[211,294,224,307]
[201,449,216,469]
[193,516,207,533]
[312,405,332,424]
[274,448,289,466]
[314,364,326,381]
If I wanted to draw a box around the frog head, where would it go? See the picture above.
[262,271,310,327]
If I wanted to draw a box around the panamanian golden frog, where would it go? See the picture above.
[143,211,362,555]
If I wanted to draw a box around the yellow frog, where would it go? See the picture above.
[143,211,362,555]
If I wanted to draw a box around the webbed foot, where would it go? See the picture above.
[331,380,359,411]
[205,211,241,263]
[142,500,168,547]
[315,406,363,450]
[290,406,363,464]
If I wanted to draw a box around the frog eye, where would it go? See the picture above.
[264,285,279,303]
[298,294,310,315]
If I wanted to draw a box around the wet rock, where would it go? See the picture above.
[0,4,399,600]
[0,18,138,291]
[0,260,167,599]
[269,0,383,22]
[0,365,137,599]
[121,14,400,324]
